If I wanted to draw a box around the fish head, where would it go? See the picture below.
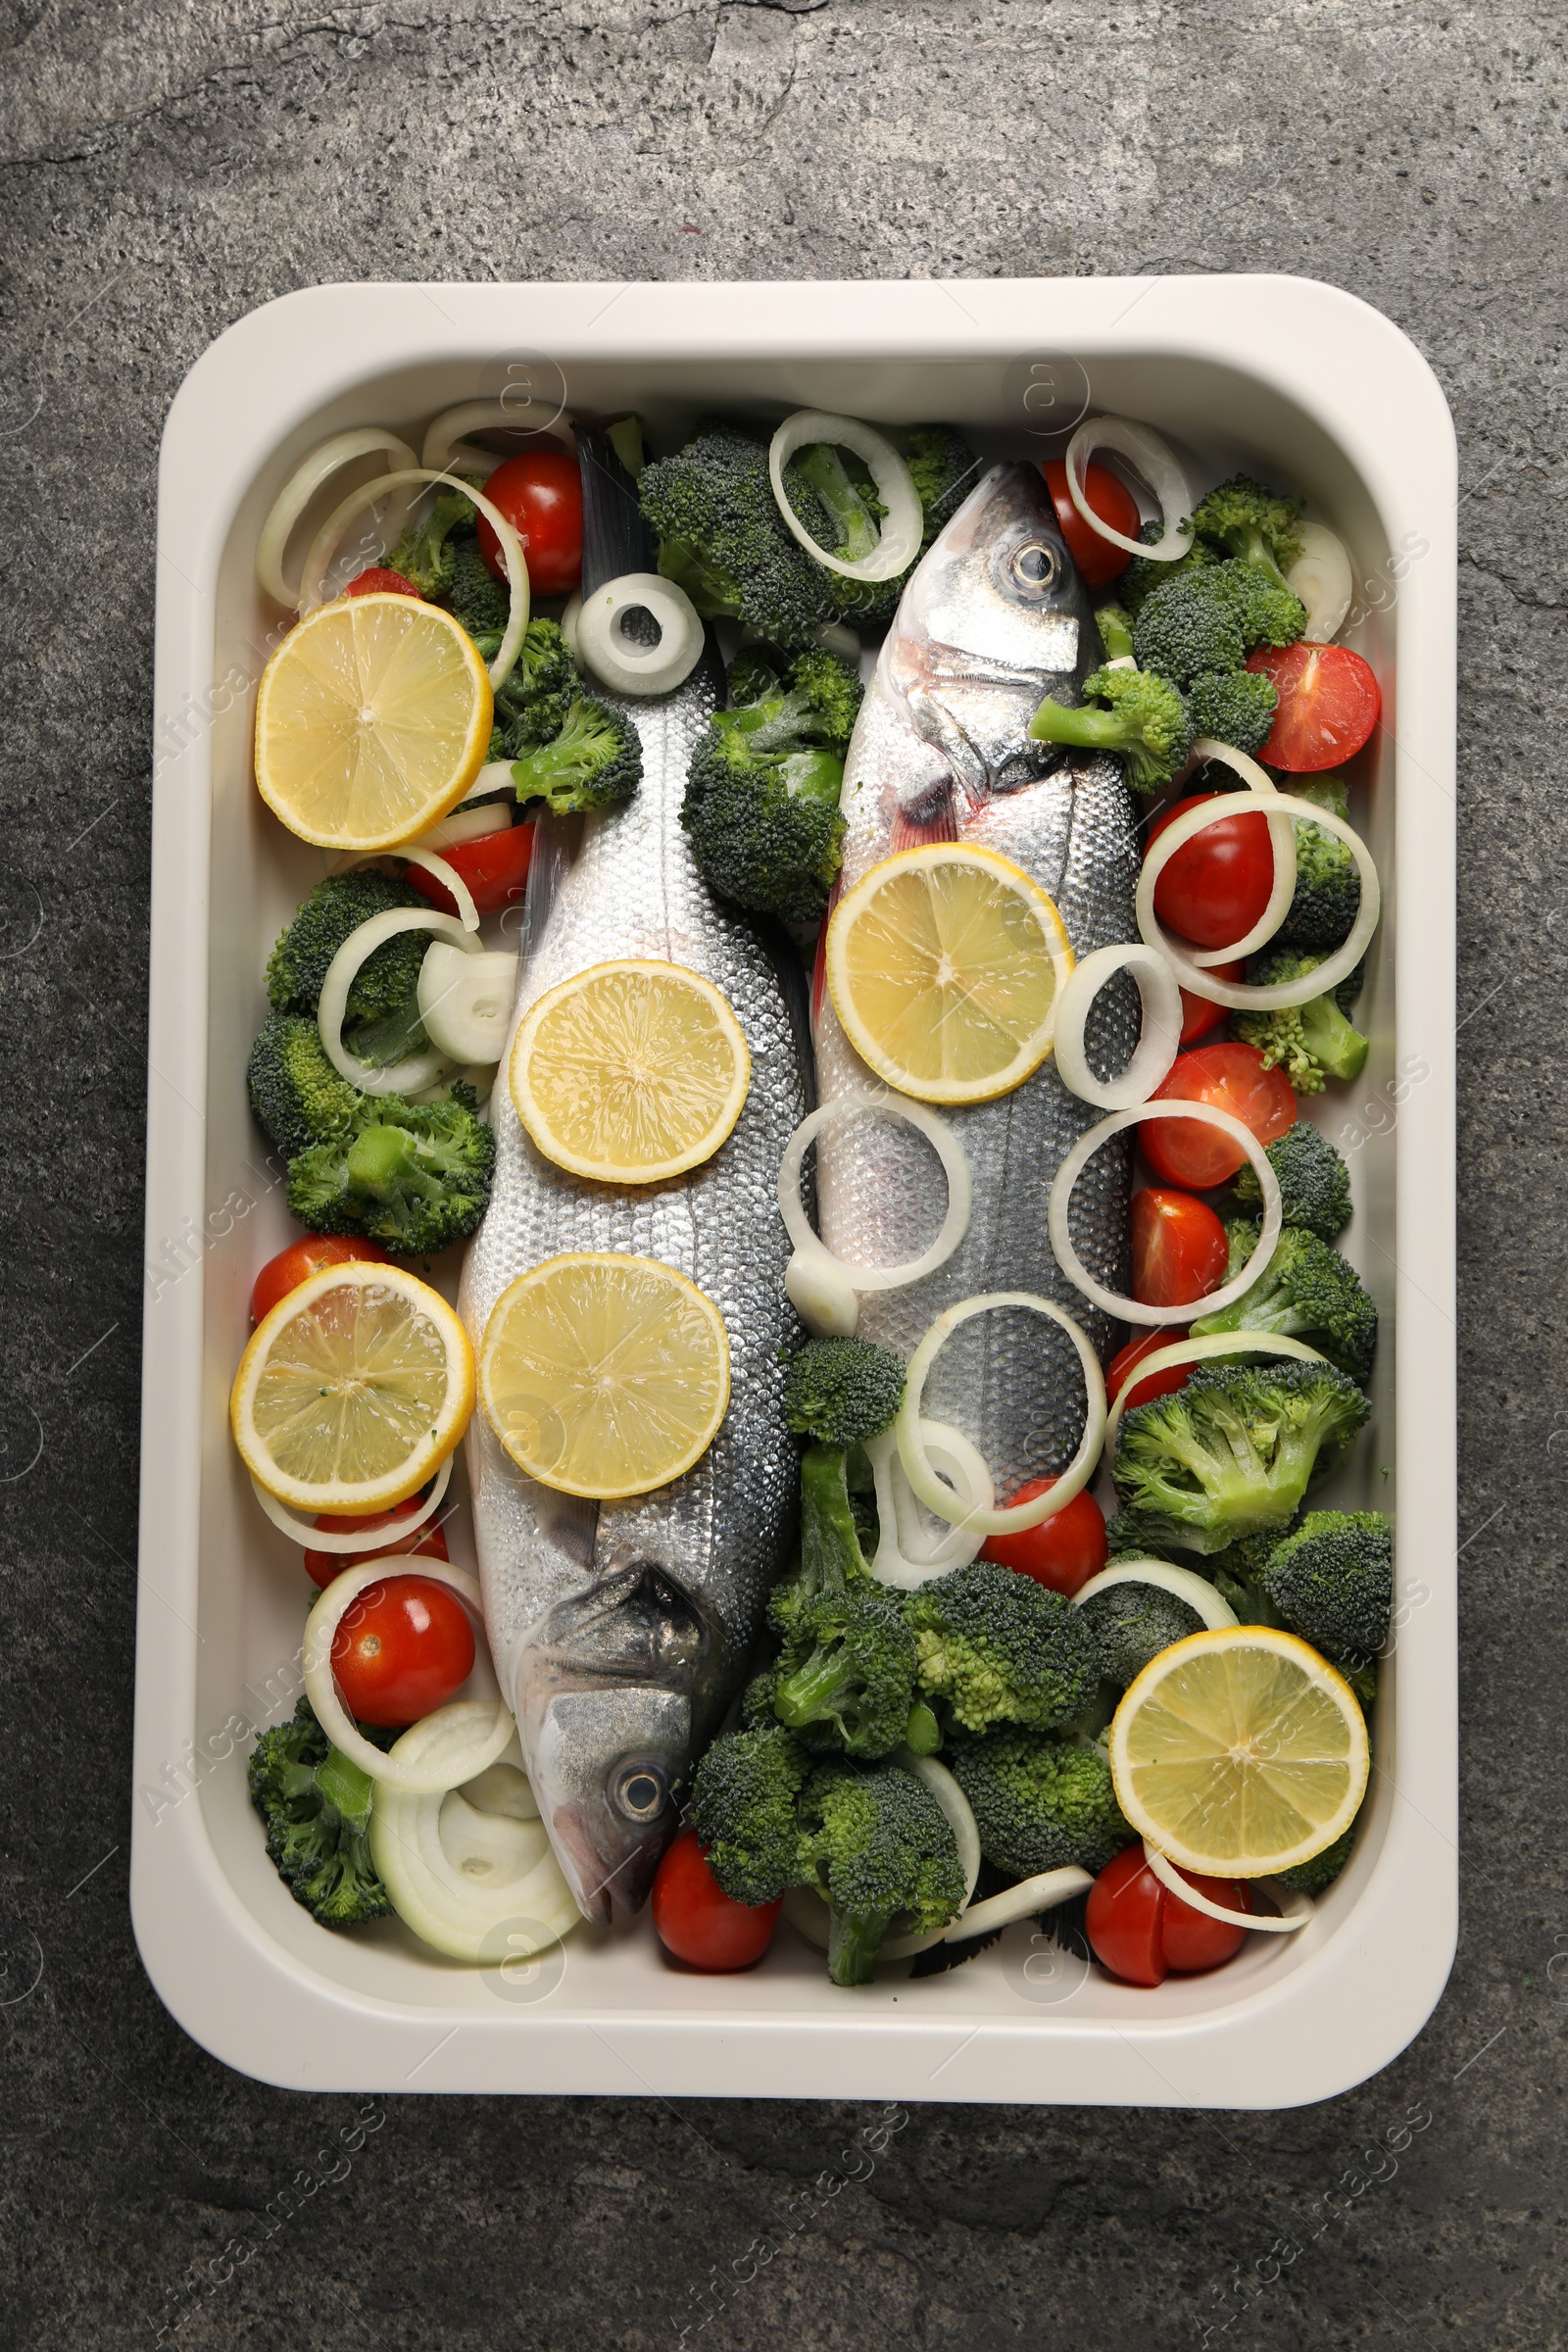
[512,1556,718,1922]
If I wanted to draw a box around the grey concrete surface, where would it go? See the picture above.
[1,1,1564,2345]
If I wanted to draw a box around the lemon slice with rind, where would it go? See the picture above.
[478,1253,729,1499]
[511,959,751,1185]
[255,592,493,851]
[824,843,1075,1104]
[1108,1626,1370,1878]
[230,1261,475,1515]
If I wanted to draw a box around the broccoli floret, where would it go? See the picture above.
[386,486,478,600]
[248,1697,392,1928]
[949,1729,1133,1879]
[1132,569,1247,686]
[1029,664,1192,795]
[779,423,980,632]
[445,531,513,637]
[771,1583,919,1760]
[510,696,642,816]
[1203,1515,1303,1592]
[1112,1360,1370,1556]
[1262,1510,1393,1668]
[287,1085,496,1254]
[248,1011,362,1160]
[689,1722,810,1907]
[899,424,981,550]
[1190,473,1305,590]
[1234,1119,1352,1242]
[1277,775,1361,952]
[509,615,579,705]
[1233,949,1369,1095]
[1192,1222,1378,1383]
[1274,1822,1356,1894]
[903,1562,1101,1737]
[1121,522,1218,618]
[1186,668,1279,756]
[640,422,833,650]
[1208,557,1306,652]
[682,648,863,921]
[797,1758,965,1985]
[1077,1579,1205,1689]
[784,1337,906,1449]
[1094,604,1136,662]
[266,872,427,1025]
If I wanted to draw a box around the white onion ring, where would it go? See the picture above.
[409,799,514,853]
[318,906,480,1096]
[302,1557,514,1792]
[1072,1557,1239,1631]
[1139,794,1381,1008]
[249,1454,453,1554]
[944,1866,1093,1941]
[1103,1332,1327,1456]
[1143,1840,1313,1933]
[1053,944,1183,1110]
[1287,521,1354,643]
[420,402,576,478]
[573,571,705,696]
[1049,1102,1283,1328]
[1064,417,1194,562]
[1171,742,1297,969]
[768,411,923,583]
[298,467,529,692]
[778,1094,973,1340]
[256,429,417,609]
[897,1294,1105,1536]
[863,1423,994,1589]
[330,845,480,932]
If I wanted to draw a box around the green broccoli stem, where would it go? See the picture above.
[903,1701,942,1756]
[1234,528,1294,594]
[827,1906,892,1987]
[1299,993,1369,1083]
[792,443,882,563]
[658,538,745,621]
[773,1644,861,1731]
[800,1443,869,1589]
[316,1747,375,1827]
[1029,696,1136,755]
[347,1122,447,1205]
[1095,606,1136,662]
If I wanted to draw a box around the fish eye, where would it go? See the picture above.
[1007,539,1060,595]
[615,1765,667,1822]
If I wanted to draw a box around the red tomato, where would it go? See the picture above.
[1106,1328,1192,1415]
[329,1573,475,1728]
[1086,1845,1251,1985]
[249,1235,392,1325]
[1131,1188,1230,1309]
[1179,961,1244,1044]
[651,1828,782,1971]
[1148,795,1275,951]
[346,567,420,599]
[1141,1043,1296,1190]
[1042,456,1142,591]
[476,449,583,595]
[303,1499,451,1592]
[406,820,534,918]
[1247,642,1381,772]
[981,1478,1107,1597]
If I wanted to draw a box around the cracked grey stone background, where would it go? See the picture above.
[0,0,1563,2345]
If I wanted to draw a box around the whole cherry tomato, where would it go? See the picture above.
[346,567,420,599]
[1247,642,1381,771]
[476,449,583,595]
[329,1573,475,1728]
[651,1828,782,1971]
[1141,1042,1296,1190]
[250,1235,392,1325]
[1042,457,1142,590]
[1149,794,1275,951]
[1106,1328,1192,1416]
[1131,1188,1230,1308]
[303,1496,451,1592]
[1179,961,1245,1044]
[406,820,534,918]
[981,1478,1107,1597]
[1086,1845,1251,1985]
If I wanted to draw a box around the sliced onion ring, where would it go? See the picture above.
[1071,1557,1239,1631]
[863,1423,993,1589]
[331,845,480,932]
[420,402,575,478]
[1064,416,1194,562]
[574,571,705,696]
[1139,793,1381,1008]
[256,428,416,609]
[768,411,923,583]
[411,799,514,853]
[318,906,480,1096]
[249,1455,453,1554]
[1287,521,1354,643]
[1103,1332,1326,1456]
[1172,741,1296,969]
[779,1093,973,1338]
[302,1557,514,1792]
[897,1294,1105,1535]
[298,467,529,692]
[1054,944,1183,1110]
[1143,1840,1313,1933]
[944,1866,1093,1941]
[1049,1102,1282,1328]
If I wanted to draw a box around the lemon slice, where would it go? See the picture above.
[1108,1626,1370,1878]
[478,1253,729,1499]
[511,959,751,1185]
[255,592,494,851]
[824,843,1075,1104]
[230,1261,475,1515]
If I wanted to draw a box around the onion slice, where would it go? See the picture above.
[1139,792,1381,1009]
[249,1454,453,1554]
[420,402,576,479]
[778,1093,973,1339]
[1051,1102,1283,1328]
[409,799,513,853]
[1071,1558,1239,1631]
[1172,742,1297,969]
[416,944,518,1066]
[1287,521,1354,643]
[944,1866,1093,1941]
[1143,1840,1313,1933]
[256,428,417,609]
[1064,417,1194,562]
[768,412,923,583]
[1053,943,1184,1110]
[1103,1332,1326,1457]
[302,1558,514,1793]
[863,1423,993,1589]
[318,906,480,1096]
[328,844,480,932]
[574,571,705,696]
[897,1294,1106,1536]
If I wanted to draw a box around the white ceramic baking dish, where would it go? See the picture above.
[134,276,1455,2103]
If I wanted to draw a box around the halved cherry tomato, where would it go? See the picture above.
[1148,794,1274,951]
[1042,457,1141,591]
[981,1478,1107,1597]
[329,1573,475,1728]
[1086,1844,1251,1985]
[1131,1188,1229,1308]
[1246,642,1381,772]
[303,1497,451,1592]
[476,449,583,595]
[1141,1042,1296,1190]
[406,819,534,918]
[249,1235,392,1325]
[346,567,420,599]
[1106,1328,1192,1415]
[1179,961,1244,1044]
[651,1827,782,1971]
